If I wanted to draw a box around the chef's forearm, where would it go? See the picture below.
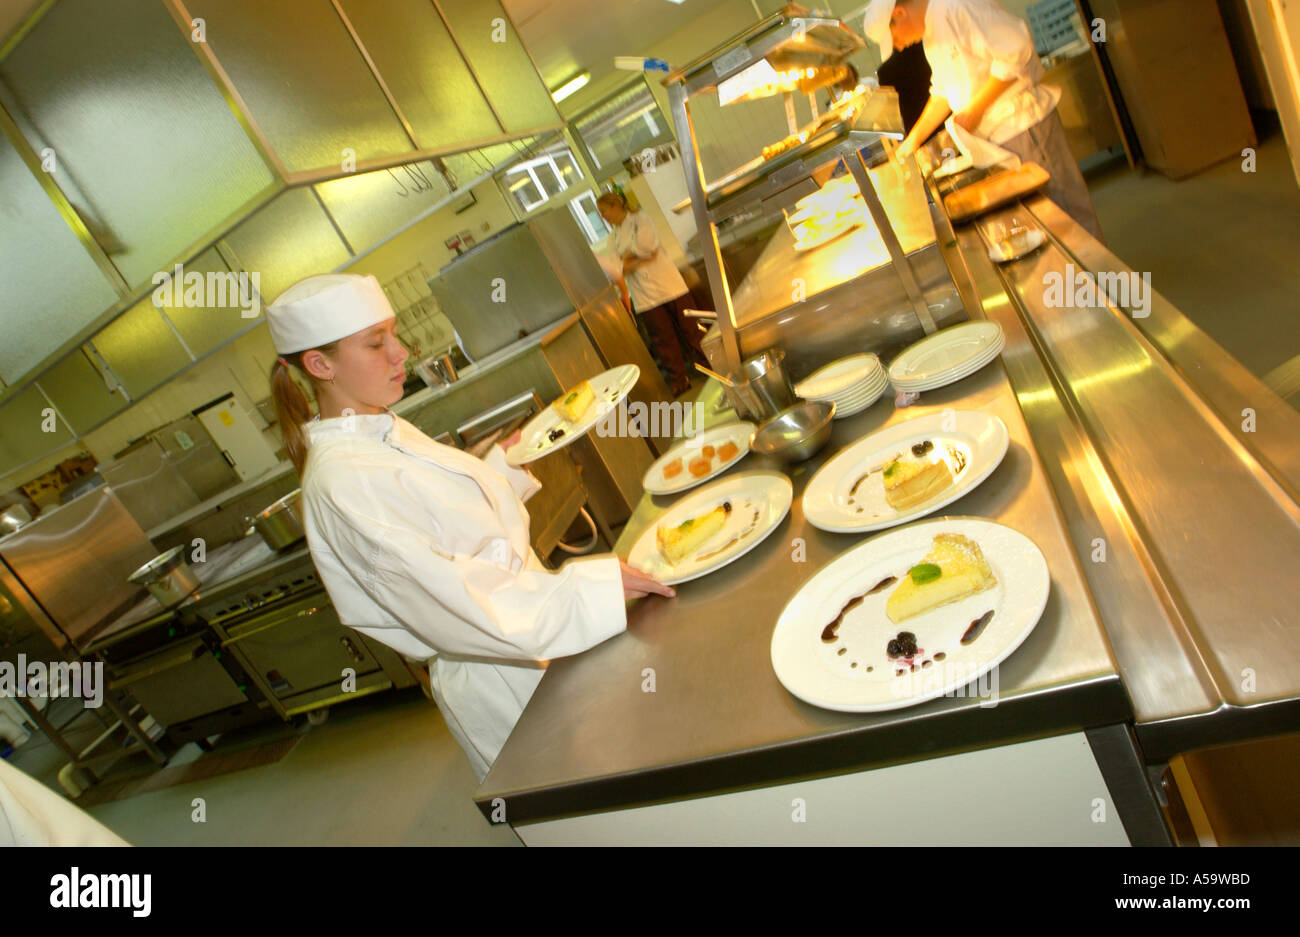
[963,75,1015,124]
[903,95,952,153]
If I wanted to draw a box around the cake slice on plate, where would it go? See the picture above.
[886,533,996,623]
[554,380,595,422]
[883,450,954,511]
[656,502,732,566]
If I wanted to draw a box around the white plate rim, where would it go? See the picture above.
[889,335,1006,390]
[641,421,756,495]
[801,410,1010,533]
[506,365,639,466]
[889,340,1005,391]
[795,354,883,399]
[769,516,1050,713]
[888,322,1003,385]
[627,470,793,585]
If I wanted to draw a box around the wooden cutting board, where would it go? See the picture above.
[943,162,1050,222]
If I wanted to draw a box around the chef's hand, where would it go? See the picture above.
[499,428,522,451]
[619,558,675,601]
[953,107,982,133]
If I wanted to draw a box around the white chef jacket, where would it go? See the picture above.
[300,410,626,780]
[611,210,688,312]
[0,758,129,846]
[922,0,1061,145]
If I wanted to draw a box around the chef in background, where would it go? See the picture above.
[596,191,707,397]
[889,0,1103,240]
[266,274,673,780]
[593,246,632,312]
[862,0,935,138]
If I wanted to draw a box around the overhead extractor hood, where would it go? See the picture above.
[0,0,563,478]
[0,0,562,393]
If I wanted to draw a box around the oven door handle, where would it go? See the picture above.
[110,643,206,689]
[221,605,323,647]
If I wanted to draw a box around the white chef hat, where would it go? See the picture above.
[265,273,394,355]
[863,0,895,63]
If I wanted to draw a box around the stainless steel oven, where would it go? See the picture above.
[110,635,249,727]
[220,592,385,715]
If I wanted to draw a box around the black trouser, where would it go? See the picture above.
[639,295,708,395]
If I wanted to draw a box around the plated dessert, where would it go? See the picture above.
[770,518,1050,712]
[506,365,640,466]
[662,440,741,481]
[642,421,755,496]
[628,471,793,585]
[803,412,1007,534]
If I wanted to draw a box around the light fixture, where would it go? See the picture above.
[550,71,590,103]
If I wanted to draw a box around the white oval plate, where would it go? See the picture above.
[988,228,1046,264]
[506,365,639,466]
[890,334,1006,392]
[642,421,755,495]
[796,354,883,399]
[628,471,793,586]
[814,373,890,405]
[770,517,1049,713]
[830,382,890,418]
[888,322,1004,387]
[802,410,1009,533]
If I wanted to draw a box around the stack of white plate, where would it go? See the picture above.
[793,353,889,418]
[888,321,1006,393]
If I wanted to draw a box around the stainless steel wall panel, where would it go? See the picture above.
[429,220,574,359]
[96,440,201,532]
[437,0,561,134]
[0,0,274,288]
[185,0,413,175]
[92,296,192,400]
[337,0,502,149]
[0,132,120,385]
[36,348,126,434]
[219,187,351,303]
[313,160,452,255]
[0,383,75,476]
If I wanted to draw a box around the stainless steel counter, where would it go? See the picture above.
[475,359,1128,823]
[962,197,1300,760]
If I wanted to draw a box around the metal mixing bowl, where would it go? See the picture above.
[750,400,837,462]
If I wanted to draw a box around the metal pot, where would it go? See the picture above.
[246,489,306,551]
[723,348,796,421]
[128,545,201,607]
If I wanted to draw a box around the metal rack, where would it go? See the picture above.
[665,4,937,373]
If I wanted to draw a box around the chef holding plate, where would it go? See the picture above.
[265,273,673,780]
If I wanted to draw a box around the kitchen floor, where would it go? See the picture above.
[1084,120,1300,407]
[7,127,1297,847]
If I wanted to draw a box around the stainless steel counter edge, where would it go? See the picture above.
[476,675,1127,825]
[962,195,1300,756]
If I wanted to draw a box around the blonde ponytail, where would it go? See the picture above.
[270,343,338,477]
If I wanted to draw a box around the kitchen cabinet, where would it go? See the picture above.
[1089,0,1256,178]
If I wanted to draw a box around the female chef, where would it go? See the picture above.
[265,273,673,780]
[596,191,707,397]
[888,0,1104,240]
